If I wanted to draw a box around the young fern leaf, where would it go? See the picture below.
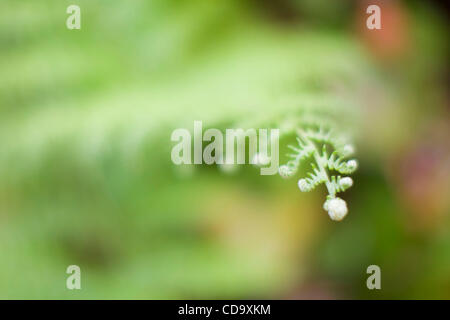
[278,128,358,221]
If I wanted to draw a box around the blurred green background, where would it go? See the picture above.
[0,0,449,299]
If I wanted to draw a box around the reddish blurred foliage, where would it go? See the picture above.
[356,0,410,62]
[391,120,450,230]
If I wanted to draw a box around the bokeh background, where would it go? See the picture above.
[0,0,449,299]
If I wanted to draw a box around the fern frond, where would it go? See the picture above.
[279,137,315,178]
[297,163,326,192]
[278,124,358,221]
[325,151,358,174]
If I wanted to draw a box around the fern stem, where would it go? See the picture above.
[309,138,335,198]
